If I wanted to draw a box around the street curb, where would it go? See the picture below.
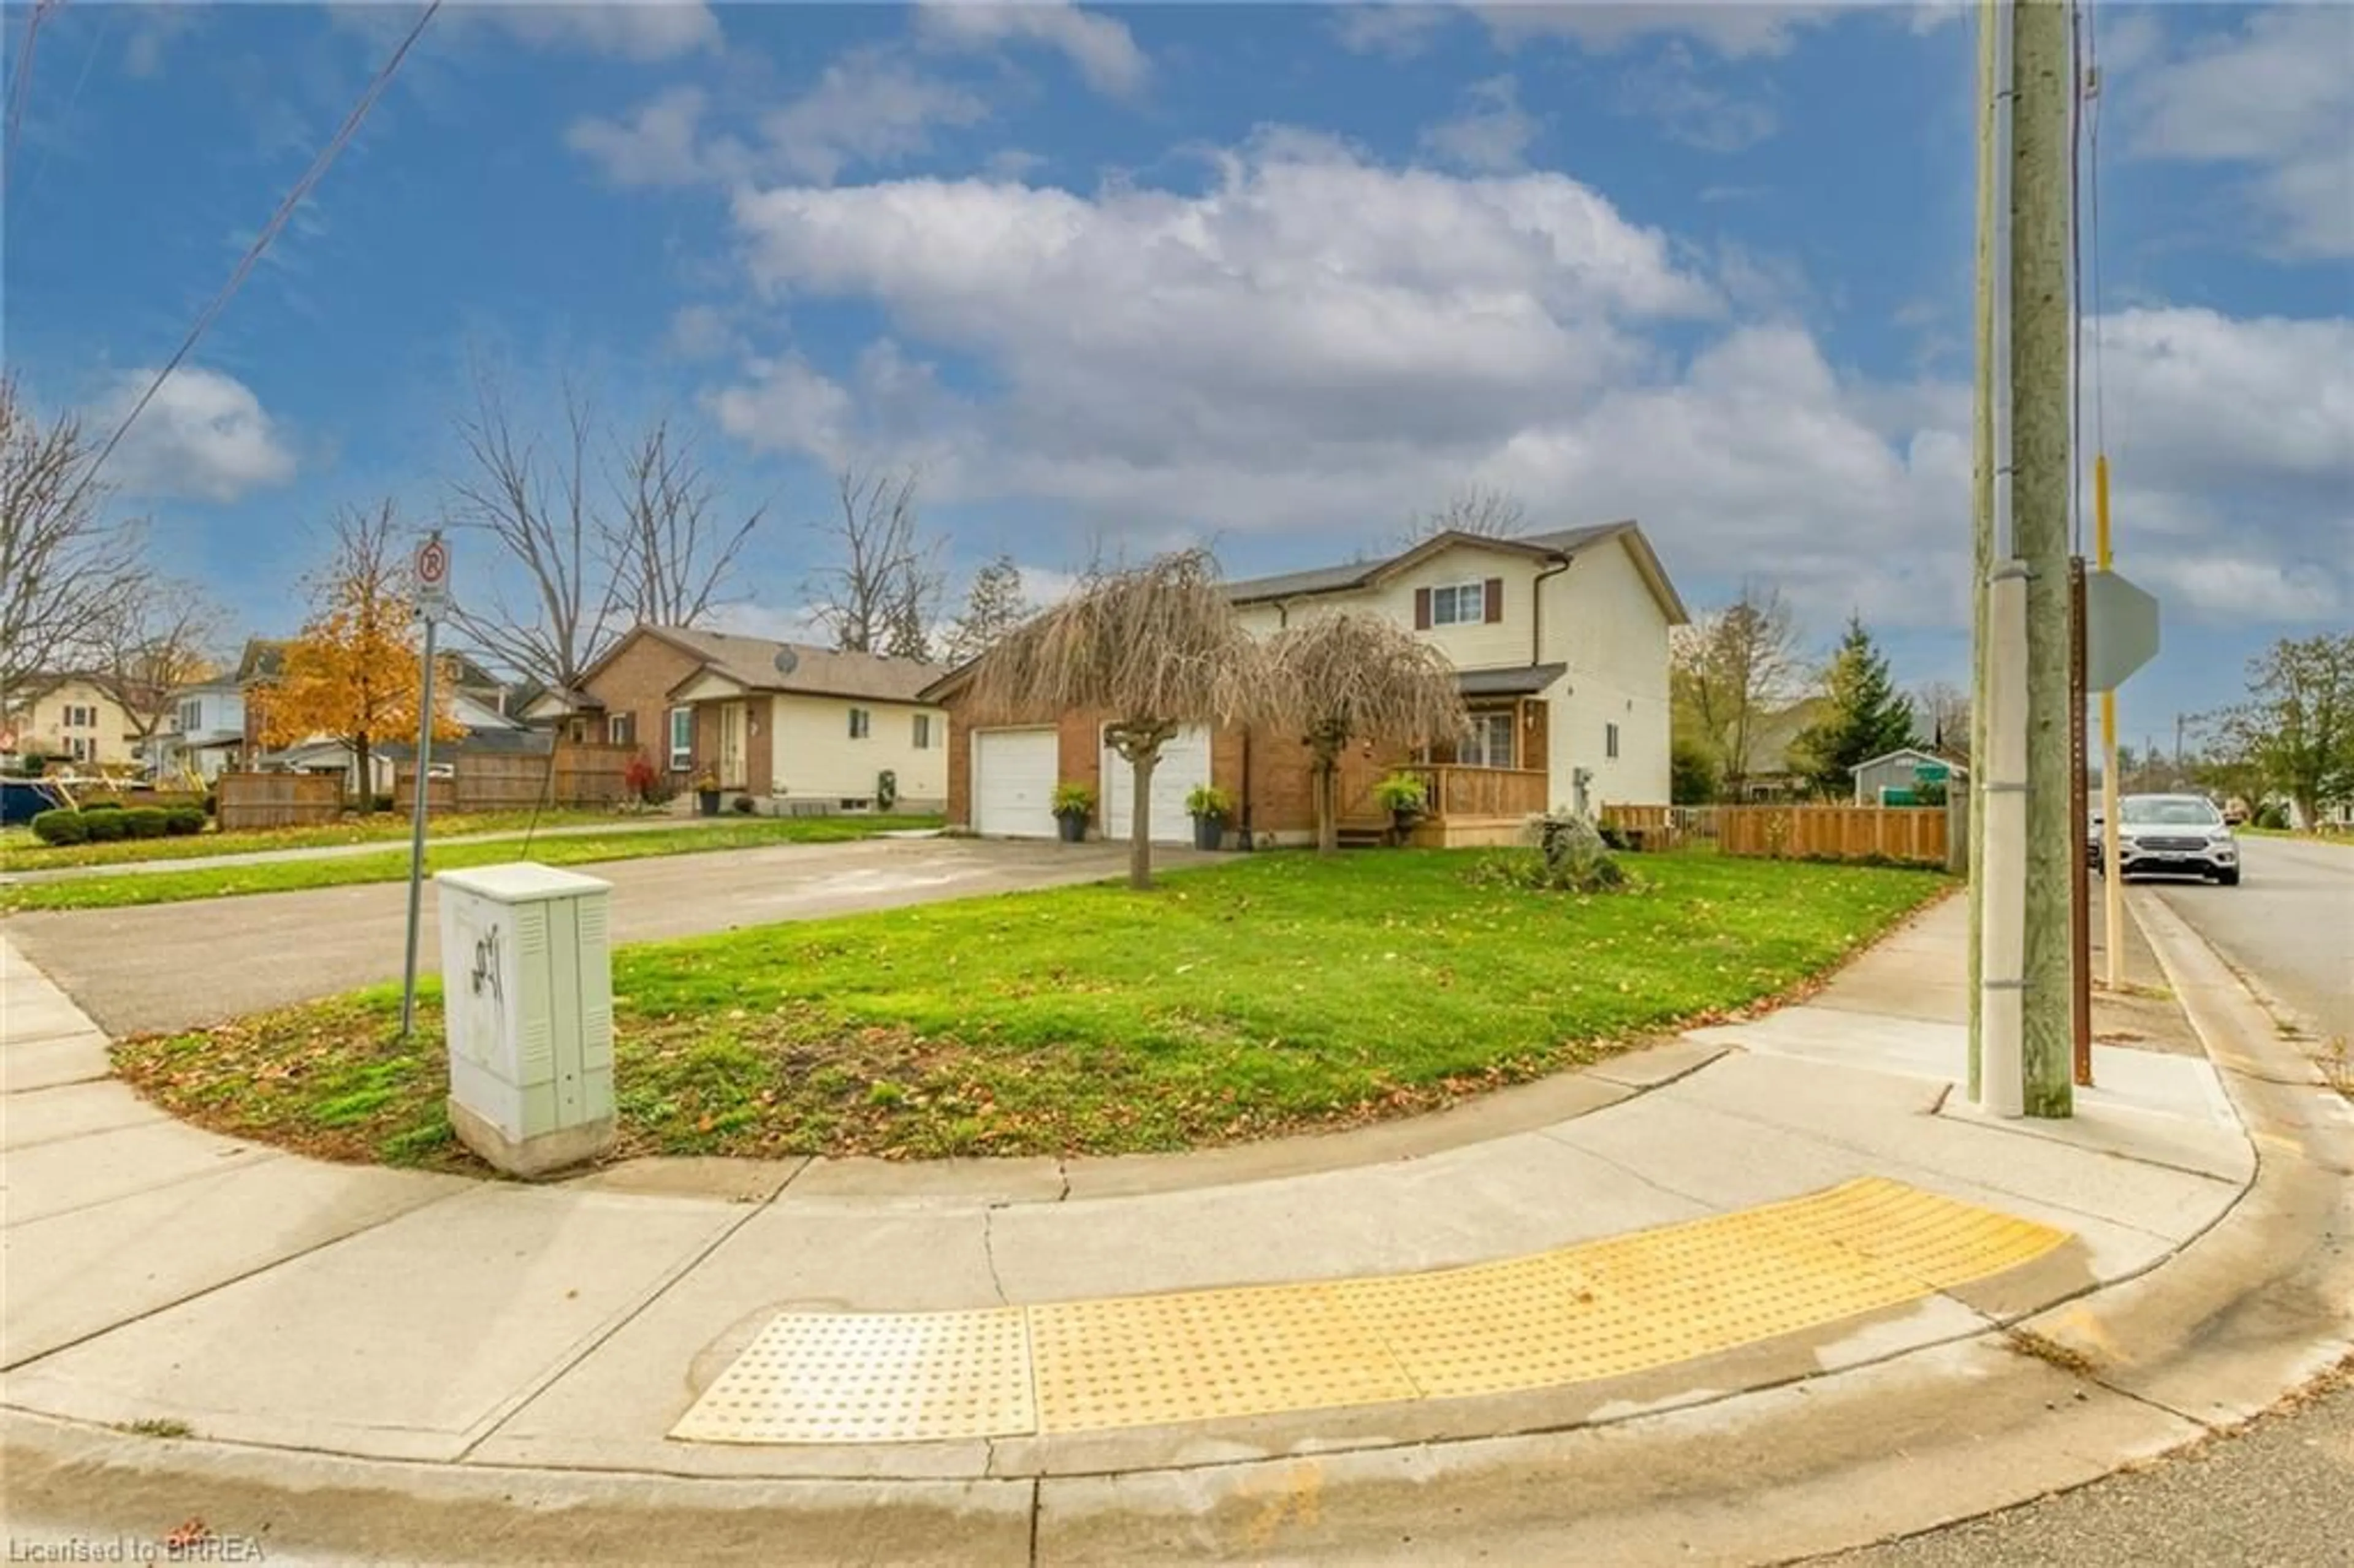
[10,889,2344,1564]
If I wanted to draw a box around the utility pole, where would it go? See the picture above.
[2014,0,2074,1119]
[1965,0,2000,1104]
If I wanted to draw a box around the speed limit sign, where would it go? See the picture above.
[414,533,452,619]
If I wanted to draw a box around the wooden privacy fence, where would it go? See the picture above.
[1600,804,1721,849]
[1717,804,1949,866]
[217,772,342,831]
[395,743,637,814]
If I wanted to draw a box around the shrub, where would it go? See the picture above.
[622,750,661,802]
[1372,772,1428,816]
[1186,783,1235,820]
[29,809,88,846]
[202,792,218,818]
[731,795,756,814]
[82,809,129,842]
[371,793,397,814]
[2253,801,2290,831]
[1472,810,1630,895]
[166,807,207,836]
[1051,782,1096,818]
[1597,822,1634,851]
[124,807,170,839]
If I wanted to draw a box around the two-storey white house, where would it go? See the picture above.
[149,680,249,782]
[929,521,1688,845]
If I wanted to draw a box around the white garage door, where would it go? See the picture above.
[1103,724,1213,844]
[972,728,1060,838]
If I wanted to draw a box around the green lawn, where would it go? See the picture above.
[116,848,1950,1170]
[0,815,946,911]
[0,808,639,870]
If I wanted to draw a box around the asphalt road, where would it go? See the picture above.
[2144,835,2354,1046]
[1812,1364,2354,1567]
[4,837,1208,1037]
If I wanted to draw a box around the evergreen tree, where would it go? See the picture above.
[942,554,1032,663]
[1795,615,1916,798]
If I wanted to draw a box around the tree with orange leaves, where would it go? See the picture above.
[262,501,463,812]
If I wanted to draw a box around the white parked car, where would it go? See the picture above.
[2092,793,2240,886]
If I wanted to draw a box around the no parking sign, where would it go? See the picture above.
[414,533,452,620]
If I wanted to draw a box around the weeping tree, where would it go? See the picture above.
[1266,611,1466,856]
[966,549,1259,891]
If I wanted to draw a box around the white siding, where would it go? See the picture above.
[771,694,948,807]
[1539,536,1674,808]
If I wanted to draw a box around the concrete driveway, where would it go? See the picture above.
[5,837,1211,1037]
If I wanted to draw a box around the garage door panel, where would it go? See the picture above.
[974,728,1059,839]
[1104,725,1211,844]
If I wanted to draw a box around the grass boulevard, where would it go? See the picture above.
[116,847,1949,1169]
[0,814,947,911]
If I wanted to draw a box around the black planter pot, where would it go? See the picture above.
[697,790,722,818]
[1056,812,1087,843]
[1193,815,1226,852]
[1389,809,1419,847]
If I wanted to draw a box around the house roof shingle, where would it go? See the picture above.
[645,627,951,704]
[1222,522,1636,604]
[1457,664,1568,698]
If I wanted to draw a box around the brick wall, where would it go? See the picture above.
[582,635,701,780]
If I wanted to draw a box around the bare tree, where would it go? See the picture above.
[1396,482,1529,547]
[967,548,1263,890]
[1,375,144,697]
[942,553,1031,664]
[804,462,944,660]
[1265,611,1467,855]
[610,417,764,630]
[92,576,228,767]
[446,368,764,697]
[1670,581,1808,796]
[1913,679,1971,755]
[446,371,625,698]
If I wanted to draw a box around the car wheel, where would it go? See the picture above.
[2216,869,2241,886]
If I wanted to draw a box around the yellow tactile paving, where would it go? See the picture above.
[670,1178,2068,1445]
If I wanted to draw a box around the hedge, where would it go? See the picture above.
[29,805,212,847]
[29,809,88,846]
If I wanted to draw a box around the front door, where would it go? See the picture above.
[719,702,747,789]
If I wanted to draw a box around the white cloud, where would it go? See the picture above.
[763,49,991,185]
[1420,76,1541,172]
[1613,41,1781,151]
[665,303,737,361]
[704,136,2347,632]
[99,367,298,504]
[1476,2,1840,58]
[2130,7,2354,260]
[569,53,989,190]
[1331,6,1458,60]
[914,1,1149,97]
[566,86,729,188]
[462,0,719,61]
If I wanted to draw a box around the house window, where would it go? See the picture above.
[66,737,91,761]
[1606,722,1621,760]
[668,707,693,771]
[1458,712,1516,769]
[848,707,871,739]
[608,712,636,747]
[1430,581,1487,627]
[912,713,933,749]
[63,704,97,729]
[178,699,203,733]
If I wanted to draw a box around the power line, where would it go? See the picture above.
[70,0,443,505]
[3,0,63,189]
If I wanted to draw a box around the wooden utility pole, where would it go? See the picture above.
[1965,0,2000,1103]
[2014,0,2074,1118]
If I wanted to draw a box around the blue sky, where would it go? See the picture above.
[5,1,2348,744]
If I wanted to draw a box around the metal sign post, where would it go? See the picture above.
[400,530,451,1041]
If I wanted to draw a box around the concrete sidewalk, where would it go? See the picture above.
[2,889,2347,1566]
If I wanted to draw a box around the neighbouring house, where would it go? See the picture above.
[1721,697,1830,802]
[255,683,531,798]
[1851,746,1970,806]
[149,680,250,782]
[0,673,140,769]
[526,626,951,812]
[923,521,1689,847]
